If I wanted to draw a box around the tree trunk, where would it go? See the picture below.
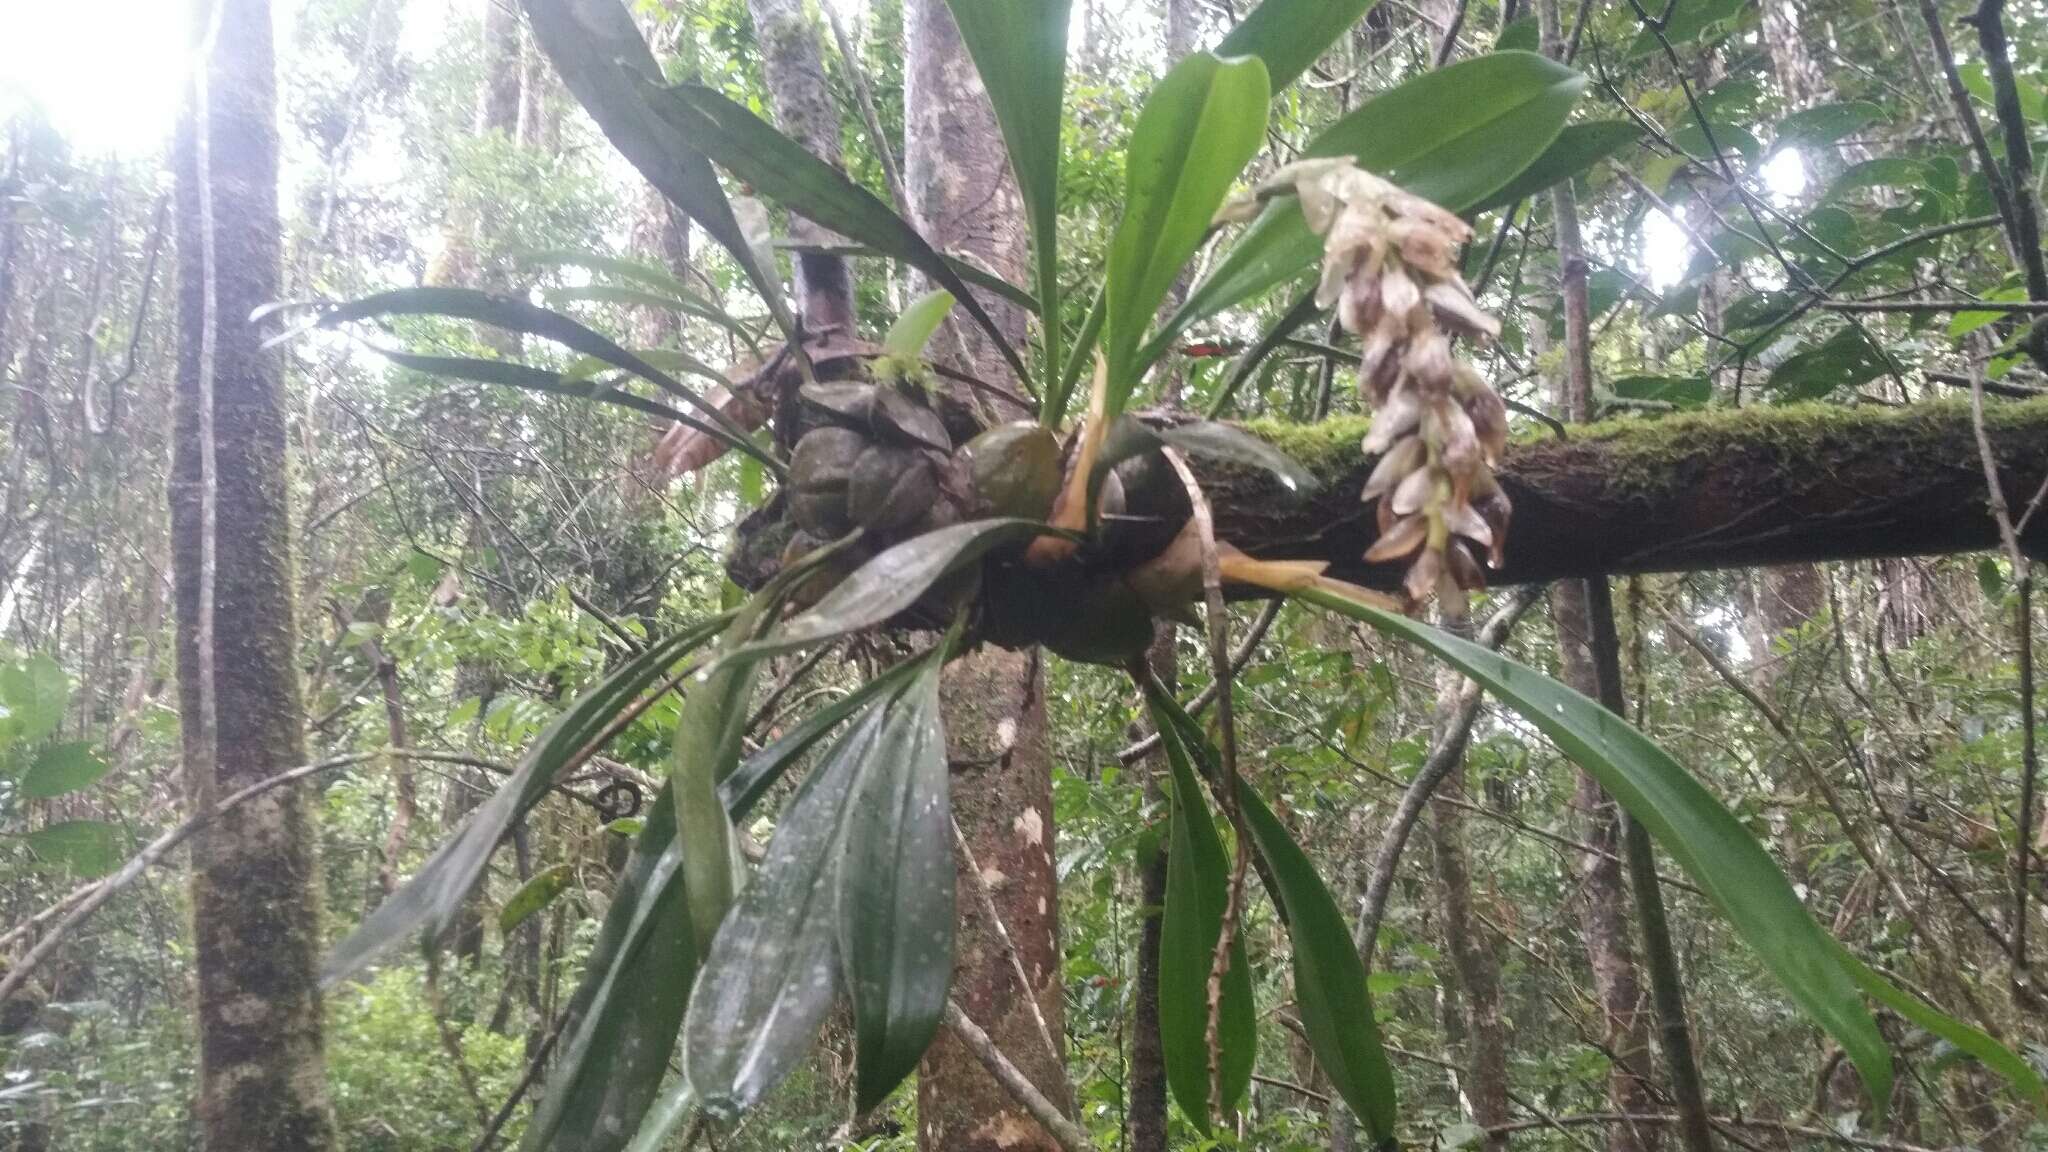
[1426,614,1512,1149]
[478,0,524,138]
[171,1,338,1148]
[905,3,1069,1147]
[746,0,856,335]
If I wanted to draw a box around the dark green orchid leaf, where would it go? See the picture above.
[940,0,1069,390]
[355,349,773,472]
[1145,693,1255,1128]
[519,0,794,338]
[1158,421,1318,497]
[1838,949,2046,1108]
[1216,0,1377,92]
[521,780,699,1152]
[623,1079,695,1152]
[684,688,897,1118]
[544,284,759,348]
[1104,51,1271,414]
[671,596,785,954]
[775,241,1039,316]
[534,646,941,1152]
[839,658,954,1110]
[325,614,729,984]
[560,344,731,390]
[1155,52,1584,362]
[720,519,1054,665]
[1144,681,1395,1140]
[306,287,779,471]
[1467,120,1639,214]
[1236,783,1397,1140]
[1293,584,1898,1111]
[641,81,1029,385]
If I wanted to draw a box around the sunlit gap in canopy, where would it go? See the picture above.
[0,0,196,157]
[1637,145,1811,292]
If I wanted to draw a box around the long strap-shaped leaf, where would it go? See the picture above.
[1103,51,1270,415]
[838,659,954,1110]
[1145,679,1398,1140]
[685,676,913,1117]
[1215,0,1378,92]
[313,286,780,472]
[1295,584,2048,1112]
[938,0,1070,396]
[639,81,1031,385]
[532,653,932,1152]
[522,780,700,1152]
[715,518,1057,666]
[325,613,730,984]
[520,0,797,340]
[1144,690,1256,1128]
[1151,51,1585,369]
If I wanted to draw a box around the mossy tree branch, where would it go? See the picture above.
[1222,398,2048,589]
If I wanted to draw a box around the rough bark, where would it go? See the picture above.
[171,1,338,1148]
[747,0,857,336]
[1127,629,1173,1152]
[1555,581,1662,1152]
[477,0,524,137]
[905,2,1070,1147]
[1426,618,1512,1150]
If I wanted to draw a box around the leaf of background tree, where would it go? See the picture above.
[21,741,109,799]
[26,820,122,879]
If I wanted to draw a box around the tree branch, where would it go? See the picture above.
[1213,399,2048,589]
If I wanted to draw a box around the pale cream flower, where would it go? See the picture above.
[1228,158,1514,604]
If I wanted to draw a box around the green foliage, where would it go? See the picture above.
[1103,52,1271,414]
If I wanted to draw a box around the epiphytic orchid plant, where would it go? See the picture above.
[288,0,2044,1147]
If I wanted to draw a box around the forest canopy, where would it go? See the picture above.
[1,0,2046,1150]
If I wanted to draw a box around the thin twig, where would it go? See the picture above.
[951,815,1066,1080]
[1353,587,1539,970]
[942,999,1096,1152]
[0,754,376,1004]
[1159,446,1249,1128]
[427,949,495,1132]
[1117,601,1283,764]
[469,1009,567,1152]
